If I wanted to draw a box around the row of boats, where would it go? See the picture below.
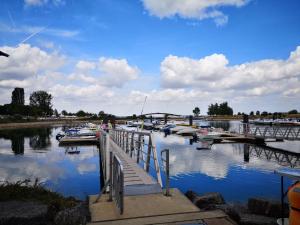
[56,123,101,144]
[159,124,224,141]
[56,121,225,145]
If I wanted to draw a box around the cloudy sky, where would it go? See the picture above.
[0,0,300,115]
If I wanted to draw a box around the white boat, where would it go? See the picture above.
[176,127,199,136]
[197,128,223,141]
[170,126,187,134]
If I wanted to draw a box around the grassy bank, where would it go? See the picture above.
[0,180,82,223]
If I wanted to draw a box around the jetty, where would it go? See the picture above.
[88,128,236,225]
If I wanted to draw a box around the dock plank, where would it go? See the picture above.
[88,189,232,225]
[108,139,159,191]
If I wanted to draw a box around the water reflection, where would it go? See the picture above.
[154,132,297,179]
[0,127,100,199]
[0,128,52,154]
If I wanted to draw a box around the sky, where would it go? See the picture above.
[0,0,300,116]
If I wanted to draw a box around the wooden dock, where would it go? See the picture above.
[88,129,236,225]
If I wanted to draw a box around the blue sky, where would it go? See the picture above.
[0,0,300,115]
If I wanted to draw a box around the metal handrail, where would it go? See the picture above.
[110,129,163,187]
[239,123,300,140]
[161,149,170,196]
[109,152,124,214]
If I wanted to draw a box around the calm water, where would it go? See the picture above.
[0,121,299,202]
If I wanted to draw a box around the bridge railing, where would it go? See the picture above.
[161,149,170,196]
[110,128,163,187]
[109,152,124,214]
[239,123,300,140]
[247,145,300,168]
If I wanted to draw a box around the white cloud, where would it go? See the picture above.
[0,44,65,80]
[76,60,96,71]
[24,0,65,7]
[98,57,140,87]
[142,0,248,25]
[161,46,300,98]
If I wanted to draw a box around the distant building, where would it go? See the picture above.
[11,88,25,105]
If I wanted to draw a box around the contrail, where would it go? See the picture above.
[7,9,15,27]
[19,26,47,44]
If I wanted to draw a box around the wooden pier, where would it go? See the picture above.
[88,129,236,225]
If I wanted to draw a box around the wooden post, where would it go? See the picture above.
[164,114,168,124]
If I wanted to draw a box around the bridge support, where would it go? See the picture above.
[164,114,168,124]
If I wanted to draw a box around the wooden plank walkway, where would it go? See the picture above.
[88,189,235,225]
[108,138,162,195]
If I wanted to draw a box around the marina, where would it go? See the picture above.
[0,119,300,224]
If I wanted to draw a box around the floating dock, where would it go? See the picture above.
[59,136,99,145]
[88,189,235,225]
[88,129,236,225]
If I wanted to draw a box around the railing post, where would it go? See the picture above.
[137,134,141,162]
[131,132,134,158]
[109,151,113,201]
[145,135,152,172]
[165,149,170,196]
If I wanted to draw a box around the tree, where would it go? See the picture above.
[288,109,298,114]
[208,102,233,115]
[132,114,137,120]
[61,110,68,116]
[11,88,24,105]
[98,111,105,119]
[76,110,86,117]
[29,91,53,116]
[261,111,268,117]
[256,110,260,116]
[192,107,200,117]
[54,109,59,117]
[250,111,254,116]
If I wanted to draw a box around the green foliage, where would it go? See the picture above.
[76,110,86,117]
[207,102,233,115]
[250,111,254,116]
[0,179,78,207]
[132,114,137,119]
[256,110,260,116]
[61,110,68,116]
[98,110,106,119]
[261,111,268,116]
[30,90,53,116]
[288,109,298,114]
[192,107,200,116]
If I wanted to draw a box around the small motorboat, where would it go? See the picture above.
[176,127,199,136]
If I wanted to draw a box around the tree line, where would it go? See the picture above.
[193,102,298,117]
[0,88,53,117]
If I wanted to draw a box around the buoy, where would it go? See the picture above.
[288,182,300,225]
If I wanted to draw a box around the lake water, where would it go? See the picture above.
[0,121,299,202]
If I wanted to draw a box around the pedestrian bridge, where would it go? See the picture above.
[240,124,300,140]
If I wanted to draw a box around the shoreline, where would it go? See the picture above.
[0,120,101,130]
